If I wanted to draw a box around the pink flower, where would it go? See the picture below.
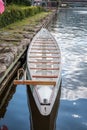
[0,0,5,14]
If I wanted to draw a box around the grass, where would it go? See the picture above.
[0,11,50,45]
[2,12,50,30]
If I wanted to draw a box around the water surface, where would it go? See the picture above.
[49,7,87,130]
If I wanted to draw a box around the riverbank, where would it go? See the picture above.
[0,10,57,95]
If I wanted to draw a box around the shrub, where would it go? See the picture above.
[0,6,44,28]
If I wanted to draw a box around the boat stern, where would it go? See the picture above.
[33,86,54,116]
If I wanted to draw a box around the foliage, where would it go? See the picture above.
[6,0,31,6]
[0,5,44,28]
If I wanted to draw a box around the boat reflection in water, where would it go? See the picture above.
[27,83,61,130]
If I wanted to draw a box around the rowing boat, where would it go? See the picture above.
[26,28,61,116]
[14,27,61,129]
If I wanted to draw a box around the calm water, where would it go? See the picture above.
[0,7,87,130]
[49,7,87,130]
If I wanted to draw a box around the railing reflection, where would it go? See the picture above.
[0,83,16,118]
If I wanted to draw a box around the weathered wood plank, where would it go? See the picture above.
[29,59,60,62]
[31,48,57,50]
[30,67,59,70]
[30,52,60,54]
[29,61,60,64]
[14,80,56,86]
[32,75,58,78]
[29,56,60,58]
[32,44,56,47]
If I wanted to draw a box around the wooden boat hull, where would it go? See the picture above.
[26,28,61,116]
[27,83,61,130]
